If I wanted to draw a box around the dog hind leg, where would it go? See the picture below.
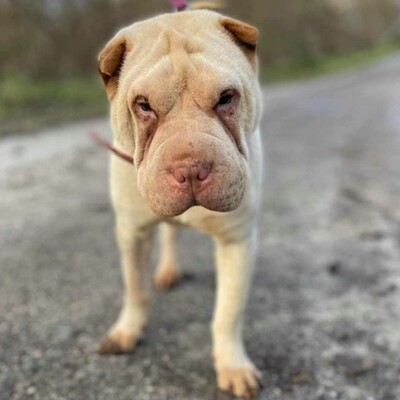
[154,223,181,290]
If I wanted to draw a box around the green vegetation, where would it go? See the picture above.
[0,43,399,135]
[1,0,399,134]
[0,76,106,134]
[263,42,400,83]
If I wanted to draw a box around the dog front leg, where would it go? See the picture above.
[98,218,154,354]
[212,233,262,398]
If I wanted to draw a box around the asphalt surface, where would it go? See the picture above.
[1,55,400,400]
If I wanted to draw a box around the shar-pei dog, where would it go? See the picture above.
[97,3,263,398]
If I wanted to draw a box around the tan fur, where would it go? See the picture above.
[153,223,181,290]
[98,9,263,398]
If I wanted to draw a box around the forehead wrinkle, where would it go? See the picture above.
[159,29,203,111]
[164,27,204,76]
[165,30,189,84]
[128,25,214,114]
[186,54,241,111]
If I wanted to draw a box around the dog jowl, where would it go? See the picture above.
[97,6,263,399]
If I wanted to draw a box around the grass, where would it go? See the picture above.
[0,42,399,135]
[0,76,107,135]
[262,42,400,83]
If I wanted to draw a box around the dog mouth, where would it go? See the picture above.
[137,130,247,217]
[140,162,246,217]
[149,189,244,217]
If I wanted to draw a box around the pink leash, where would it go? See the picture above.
[169,0,188,11]
[89,132,134,164]
[89,1,187,163]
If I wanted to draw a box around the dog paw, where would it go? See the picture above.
[97,329,139,355]
[216,363,263,399]
[153,265,181,290]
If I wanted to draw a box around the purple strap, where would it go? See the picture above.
[169,0,187,11]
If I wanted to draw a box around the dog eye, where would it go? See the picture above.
[217,90,235,107]
[139,101,152,112]
[136,97,153,112]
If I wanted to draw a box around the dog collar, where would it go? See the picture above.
[169,0,187,11]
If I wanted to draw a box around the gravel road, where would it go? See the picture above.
[1,55,400,400]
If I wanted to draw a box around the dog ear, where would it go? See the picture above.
[220,17,258,62]
[98,34,126,100]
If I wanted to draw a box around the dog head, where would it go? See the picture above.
[99,10,261,216]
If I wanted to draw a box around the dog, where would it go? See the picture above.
[97,3,263,398]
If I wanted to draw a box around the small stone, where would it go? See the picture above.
[359,230,386,241]
[290,370,312,385]
[332,354,375,377]
[327,261,342,275]
[26,386,36,395]
[31,350,43,359]
[374,283,397,297]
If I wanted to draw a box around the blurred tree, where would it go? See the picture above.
[0,0,399,79]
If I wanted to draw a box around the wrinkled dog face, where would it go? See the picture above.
[99,10,259,216]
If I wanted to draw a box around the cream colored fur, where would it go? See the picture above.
[98,9,263,398]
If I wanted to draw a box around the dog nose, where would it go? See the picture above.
[171,163,211,188]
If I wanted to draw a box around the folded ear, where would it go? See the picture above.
[98,34,126,100]
[220,17,258,64]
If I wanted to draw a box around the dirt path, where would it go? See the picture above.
[1,55,400,400]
